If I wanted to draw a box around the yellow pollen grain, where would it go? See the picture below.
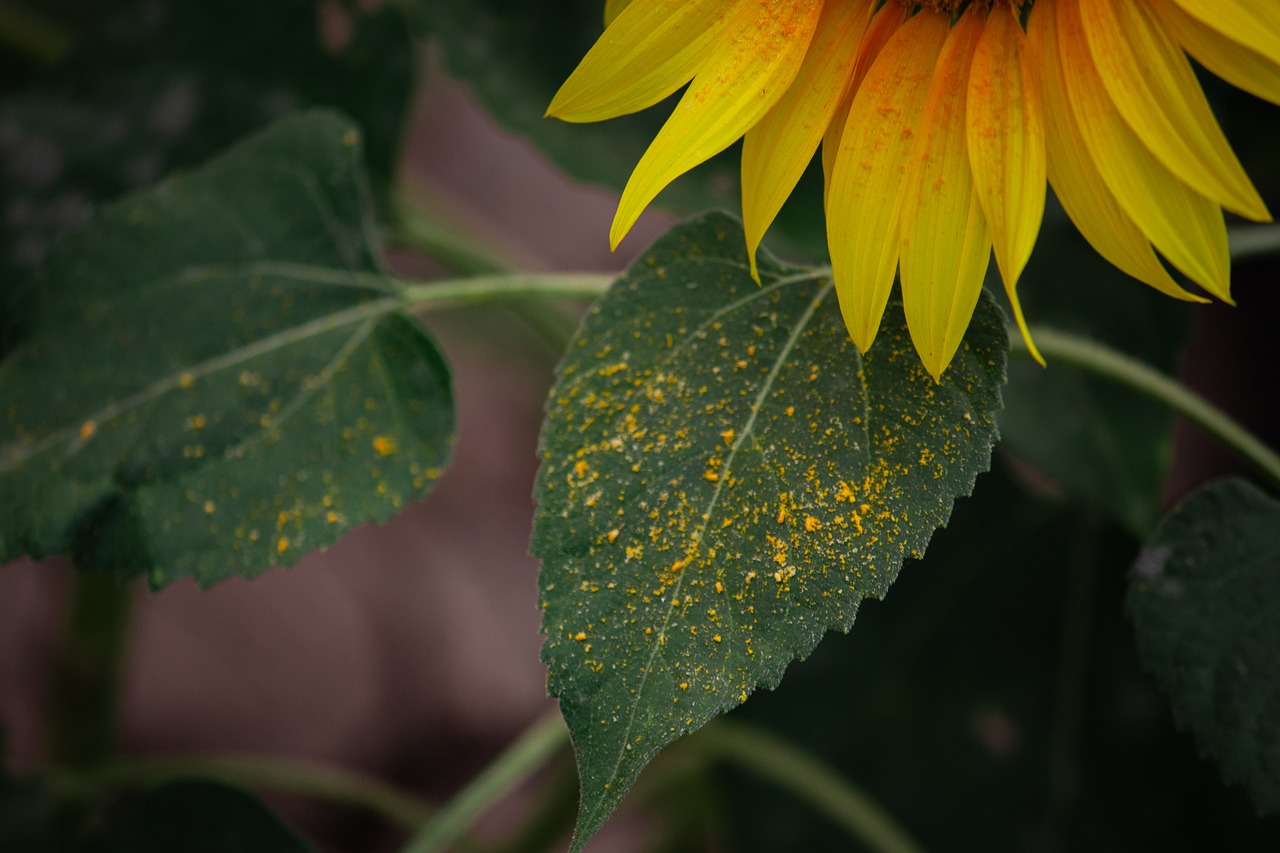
[715,582,724,594]
[573,631,588,641]
[203,501,216,514]
[178,372,195,389]
[720,428,735,445]
[680,682,689,691]
[372,435,397,456]
[79,420,97,441]
[713,635,722,643]
[277,537,289,555]
[804,516,822,531]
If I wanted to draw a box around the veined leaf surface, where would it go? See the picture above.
[0,111,453,586]
[532,213,1007,849]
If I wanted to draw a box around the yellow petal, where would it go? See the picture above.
[821,2,908,191]
[1079,0,1268,221]
[966,3,1046,363]
[1028,0,1203,303]
[1169,0,1280,65]
[899,10,991,382]
[742,0,872,279]
[1152,0,1280,107]
[1054,0,1231,301]
[547,0,739,123]
[611,0,824,248]
[604,0,634,28]
[827,11,949,352]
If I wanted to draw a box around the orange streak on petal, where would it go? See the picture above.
[899,10,992,382]
[1054,0,1230,301]
[821,2,908,190]
[1080,0,1268,221]
[826,11,948,353]
[610,0,824,248]
[742,0,873,279]
[966,3,1046,363]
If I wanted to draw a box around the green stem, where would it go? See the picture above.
[695,722,925,853]
[398,273,612,312]
[47,572,134,767]
[400,712,570,853]
[56,754,433,832]
[1015,326,1280,491]
[388,200,511,277]
[1228,223,1280,262]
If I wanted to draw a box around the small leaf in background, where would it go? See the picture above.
[532,212,1007,848]
[0,110,454,587]
[414,0,829,263]
[996,206,1191,536]
[85,780,313,853]
[0,0,415,287]
[1129,478,1280,813]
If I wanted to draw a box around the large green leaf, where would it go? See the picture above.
[0,110,454,587]
[532,212,1007,849]
[85,780,312,853]
[0,0,414,288]
[414,0,828,262]
[997,205,1190,536]
[1129,478,1280,813]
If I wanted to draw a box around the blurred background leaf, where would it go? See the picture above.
[0,0,415,290]
[1130,478,1280,815]
[0,111,454,587]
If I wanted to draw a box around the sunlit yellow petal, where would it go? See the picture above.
[1054,0,1231,301]
[1152,0,1280,107]
[1028,0,1204,303]
[899,10,991,382]
[742,0,872,280]
[604,0,634,28]
[547,0,738,123]
[610,0,823,249]
[1169,0,1280,65]
[966,3,1046,364]
[821,2,908,191]
[1079,0,1269,221]
[827,11,948,353]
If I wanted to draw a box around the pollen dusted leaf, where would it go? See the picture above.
[0,111,454,587]
[1129,478,1280,813]
[532,212,1007,849]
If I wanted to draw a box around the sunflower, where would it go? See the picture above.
[547,0,1278,380]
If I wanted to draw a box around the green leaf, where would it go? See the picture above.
[0,110,454,587]
[85,780,312,853]
[1129,478,1280,813]
[0,0,414,286]
[413,0,829,263]
[997,207,1191,535]
[531,212,1007,849]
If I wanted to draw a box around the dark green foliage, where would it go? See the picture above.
[0,111,454,586]
[532,213,1007,849]
[1130,478,1280,813]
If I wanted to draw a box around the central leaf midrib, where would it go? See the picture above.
[590,275,835,822]
[0,295,402,476]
